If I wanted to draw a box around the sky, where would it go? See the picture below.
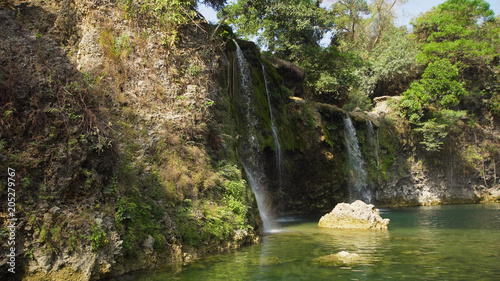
[395,0,500,27]
[197,0,500,28]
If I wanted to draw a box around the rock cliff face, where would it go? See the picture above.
[0,1,261,280]
[277,94,500,210]
[369,97,500,206]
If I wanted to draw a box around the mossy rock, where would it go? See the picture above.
[235,39,261,67]
[226,38,237,53]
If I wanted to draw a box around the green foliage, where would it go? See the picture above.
[412,0,495,65]
[114,194,159,255]
[67,231,79,252]
[343,89,373,112]
[299,103,315,127]
[221,178,248,217]
[218,162,242,179]
[3,110,13,119]
[24,248,35,261]
[413,109,466,152]
[199,0,227,11]
[359,27,418,97]
[306,46,363,104]
[50,227,62,244]
[411,0,500,114]
[376,118,401,180]
[414,120,449,152]
[224,0,360,104]
[400,58,466,123]
[87,224,109,252]
[153,233,167,252]
[172,163,252,247]
[99,28,134,64]
[21,176,31,188]
[120,0,196,49]
[35,223,66,255]
[330,0,370,52]
[39,225,49,243]
[223,0,330,60]
[0,0,14,9]
[224,1,413,105]
[490,92,500,115]
[328,0,409,57]
[394,0,500,150]
[188,64,202,76]
[0,225,7,239]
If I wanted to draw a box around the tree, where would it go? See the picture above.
[412,0,497,72]
[323,0,406,56]
[400,58,467,123]
[368,0,402,50]
[408,0,499,113]
[359,27,418,98]
[199,0,227,10]
[222,0,362,105]
[222,0,331,62]
[306,45,363,104]
[327,0,370,52]
[332,0,410,110]
[399,58,468,151]
[398,0,499,150]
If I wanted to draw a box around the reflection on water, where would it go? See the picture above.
[118,204,500,281]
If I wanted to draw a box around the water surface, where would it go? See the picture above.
[120,204,500,280]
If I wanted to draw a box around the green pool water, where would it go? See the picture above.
[119,203,500,280]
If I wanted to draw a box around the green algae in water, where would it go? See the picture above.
[120,204,500,281]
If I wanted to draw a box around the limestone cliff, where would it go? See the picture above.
[370,97,500,206]
[0,1,261,280]
[267,94,500,211]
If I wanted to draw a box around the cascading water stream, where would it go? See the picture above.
[234,40,253,127]
[261,63,284,208]
[343,115,372,203]
[233,40,279,232]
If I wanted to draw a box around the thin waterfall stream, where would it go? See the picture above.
[261,63,284,211]
[233,40,279,232]
[343,115,372,203]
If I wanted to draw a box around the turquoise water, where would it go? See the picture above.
[120,204,500,280]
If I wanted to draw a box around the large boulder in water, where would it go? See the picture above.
[318,200,389,230]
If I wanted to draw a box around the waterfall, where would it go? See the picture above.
[343,115,372,203]
[261,63,284,209]
[241,164,278,232]
[234,40,253,126]
[366,120,380,168]
[233,40,279,232]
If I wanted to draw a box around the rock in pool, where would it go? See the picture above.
[318,200,389,230]
[314,251,361,266]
